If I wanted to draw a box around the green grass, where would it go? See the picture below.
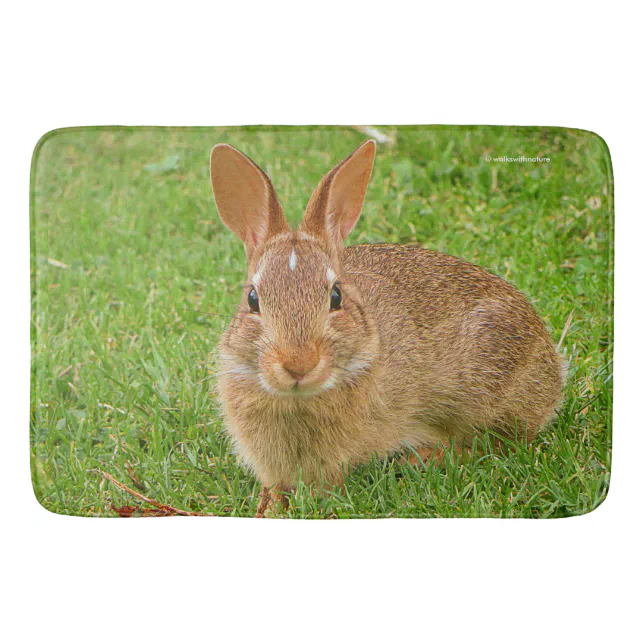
[30,125,613,518]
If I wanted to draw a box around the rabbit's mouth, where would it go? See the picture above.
[265,376,338,398]
[258,354,338,397]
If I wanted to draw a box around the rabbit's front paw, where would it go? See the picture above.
[255,485,290,518]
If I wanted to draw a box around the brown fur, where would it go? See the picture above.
[210,141,564,498]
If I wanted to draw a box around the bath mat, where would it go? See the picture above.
[30,125,613,518]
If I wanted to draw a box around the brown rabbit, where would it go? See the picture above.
[210,140,564,514]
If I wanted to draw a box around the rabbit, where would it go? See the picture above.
[209,139,565,514]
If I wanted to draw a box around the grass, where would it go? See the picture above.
[30,125,613,518]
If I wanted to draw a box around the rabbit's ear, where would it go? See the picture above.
[210,144,289,261]
[301,140,376,247]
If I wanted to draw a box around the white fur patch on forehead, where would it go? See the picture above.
[252,270,262,286]
[326,267,337,283]
[289,248,297,272]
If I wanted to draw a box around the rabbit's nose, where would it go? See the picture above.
[280,344,320,379]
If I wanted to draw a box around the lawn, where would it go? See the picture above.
[30,125,613,518]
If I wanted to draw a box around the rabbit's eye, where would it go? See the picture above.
[248,287,260,313]
[330,284,342,311]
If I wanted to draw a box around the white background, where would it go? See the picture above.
[2,2,641,643]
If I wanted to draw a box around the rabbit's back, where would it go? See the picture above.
[342,244,563,438]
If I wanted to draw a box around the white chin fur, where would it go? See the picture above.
[258,372,338,397]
